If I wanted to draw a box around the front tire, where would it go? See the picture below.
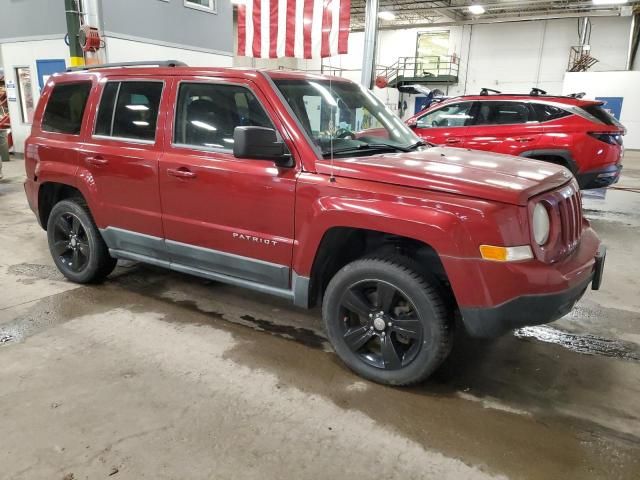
[47,199,117,284]
[322,257,452,386]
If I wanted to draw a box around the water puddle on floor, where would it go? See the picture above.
[514,325,640,361]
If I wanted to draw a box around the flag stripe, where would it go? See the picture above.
[302,0,314,59]
[270,0,279,58]
[237,4,246,56]
[252,0,262,57]
[338,0,349,54]
[261,0,270,58]
[320,0,332,58]
[237,0,349,59]
[285,0,296,57]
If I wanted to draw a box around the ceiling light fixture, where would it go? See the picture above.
[468,4,486,14]
[592,0,627,4]
[378,11,396,21]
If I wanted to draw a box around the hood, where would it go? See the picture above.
[316,147,573,205]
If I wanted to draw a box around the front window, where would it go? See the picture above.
[272,78,423,157]
[417,102,474,128]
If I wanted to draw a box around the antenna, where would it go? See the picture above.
[329,73,336,183]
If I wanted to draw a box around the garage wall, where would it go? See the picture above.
[0,39,70,154]
[316,16,633,119]
[101,0,234,56]
[0,0,66,41]
[563,71,640,149]
[105,37,233,67]
[459,17,632,97]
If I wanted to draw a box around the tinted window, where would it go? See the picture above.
[475,101,532,125]
[417,102,474,128]
[42,82,92,134]
[94,82,119,136]
[174,83,273,149]
[94,81,163,141]
[533,103,571,122]
[581,105,620,127]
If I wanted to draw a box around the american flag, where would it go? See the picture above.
[237,0,350,59]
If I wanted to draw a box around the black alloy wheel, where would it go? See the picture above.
[322,256,452,386]
[47,198,117,283]
[339,280,423,370]
[51,212,91,273]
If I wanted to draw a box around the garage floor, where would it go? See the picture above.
[1,153,639,480]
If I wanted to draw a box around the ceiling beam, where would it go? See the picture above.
[351,9,622,31]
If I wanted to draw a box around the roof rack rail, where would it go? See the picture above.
[480,88,501,96]
[530,87,547,96]
[67,60,187,72]
[567,92,586,99]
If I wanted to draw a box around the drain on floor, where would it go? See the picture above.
[514,325,640,361]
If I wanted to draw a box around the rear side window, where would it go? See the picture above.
[532,103,571,122]
[475,101,532,125]
[580,104,620,127]
[42,82,92,134]
[174,82,273,149]
[94,81,163,141]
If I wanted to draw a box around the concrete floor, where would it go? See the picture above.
[1,153,639,480]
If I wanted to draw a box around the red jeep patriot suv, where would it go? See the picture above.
[24,62,606,385]
[406,89,625,190]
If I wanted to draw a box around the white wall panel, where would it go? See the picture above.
[563,71,640,149]
[0,39,69,153]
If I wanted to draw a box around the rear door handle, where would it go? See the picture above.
[446,138,462,144]
[85,156,108,166]
[167,167,197,179]
[515,137,534,142]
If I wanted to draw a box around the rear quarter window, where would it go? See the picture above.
[41,82,92,134]
[532,103,571,122]
[581,105,619,127]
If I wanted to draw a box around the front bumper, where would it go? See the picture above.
[460,247,606,338]
[577,164,622,190]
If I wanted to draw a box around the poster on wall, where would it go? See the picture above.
[595,97,623,120]
[6,80,17,102]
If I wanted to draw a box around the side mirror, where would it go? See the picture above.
[233,126,293,167]
[407,119,417,129]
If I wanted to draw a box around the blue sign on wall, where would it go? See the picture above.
[595,97,623,121]
[36,59,67,92]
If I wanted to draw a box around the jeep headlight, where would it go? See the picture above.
[532,203,550,245]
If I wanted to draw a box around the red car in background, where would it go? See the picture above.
[406,89,625,189]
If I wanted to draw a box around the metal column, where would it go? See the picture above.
[360,0,379,90]
[65,0,85,67]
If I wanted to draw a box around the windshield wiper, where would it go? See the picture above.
[324,143,411,156]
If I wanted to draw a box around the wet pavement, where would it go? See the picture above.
[1,154,639,479]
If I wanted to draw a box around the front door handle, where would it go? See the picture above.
[85,156,108,166]
[515,137,534,142]
[167,167,197,179]
[446,138,462,144]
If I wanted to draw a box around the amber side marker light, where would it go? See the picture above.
[479,245,533,262]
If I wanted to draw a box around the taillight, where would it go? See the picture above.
[588,132,623,145]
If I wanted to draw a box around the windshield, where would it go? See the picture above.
[272,77,423,157]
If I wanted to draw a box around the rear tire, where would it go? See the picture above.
[322,256,452,386]
[47,199,117,284]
